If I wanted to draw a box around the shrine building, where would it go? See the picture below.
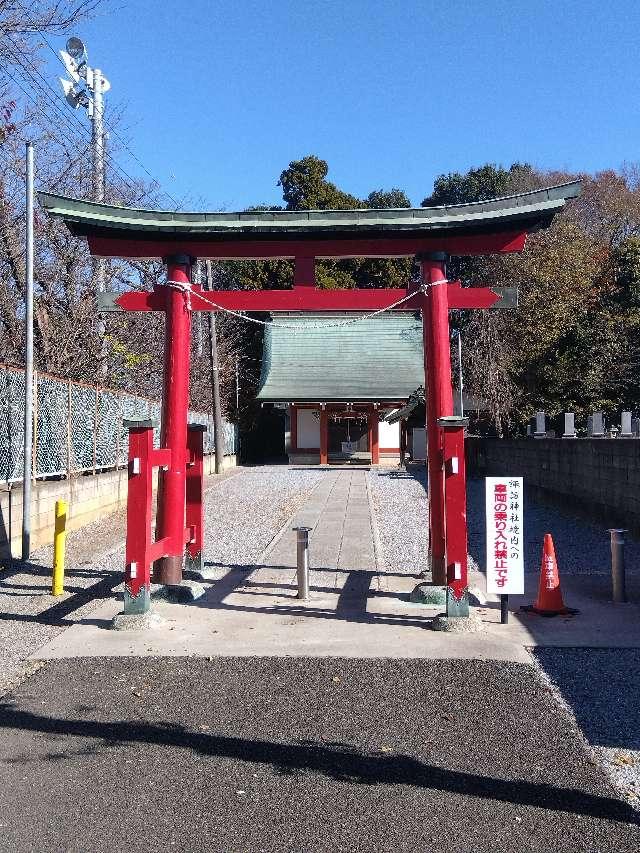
[256,311,424,465]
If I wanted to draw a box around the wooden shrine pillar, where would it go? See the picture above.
[420,252,454,586]
[319,408,328,465]
[290,404,298,453]
[438,416,469,614]
[154,254,193,585]
[368,409,379,465]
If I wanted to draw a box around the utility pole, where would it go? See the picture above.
[235,356,241,462]
[59,38,109,371]
[91,66,106,310]
[91,67,105,202]
[205,260,225,474]
[22,141,34,561]
[235,357,240,412]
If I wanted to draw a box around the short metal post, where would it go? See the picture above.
[294,526,311,600]
[609,528,628,603]
[500,594,509,624]
[52,499,67,596]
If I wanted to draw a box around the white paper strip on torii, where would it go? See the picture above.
[485,477,524,595]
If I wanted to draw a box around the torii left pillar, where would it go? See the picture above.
[154,253,193,584]
[419,251,470,617]
[420,252,452,588]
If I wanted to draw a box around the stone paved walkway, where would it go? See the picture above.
[266,469,378,579]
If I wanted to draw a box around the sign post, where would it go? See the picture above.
[486,477,524,623]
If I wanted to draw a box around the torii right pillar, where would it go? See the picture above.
[420,251,469,616]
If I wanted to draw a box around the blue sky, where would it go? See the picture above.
[45,0,640,210]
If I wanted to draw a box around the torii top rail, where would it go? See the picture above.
[39,181,581,618]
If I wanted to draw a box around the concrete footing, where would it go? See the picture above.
[410,583,447,605]
[468,586,487,606]
[430,611,484,633]
[150,580,206,603]
[111,609,165,631]
[188,566,225,582]
[410,585,486,608]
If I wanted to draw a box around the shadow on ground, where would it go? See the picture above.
[533,648,640,753]
[0,657,637,853]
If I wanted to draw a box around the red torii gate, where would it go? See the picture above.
[39,182,580,620]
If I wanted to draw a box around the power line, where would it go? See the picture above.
[2,52,139,196]
[1,36,146,197]
[3,33,182,209]
[10,2,181,208]
[0,67,91,181]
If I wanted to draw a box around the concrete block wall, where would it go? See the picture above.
[0,453,236,561]
[466,437,640,532]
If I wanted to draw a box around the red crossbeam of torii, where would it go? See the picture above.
[109,279,503,313]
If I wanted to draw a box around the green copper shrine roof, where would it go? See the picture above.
[256,313,424,403]
[37,181,581,243]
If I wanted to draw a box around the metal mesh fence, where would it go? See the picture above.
[36,373,68,477]
[0,367,25,482]
[0,364,236,484]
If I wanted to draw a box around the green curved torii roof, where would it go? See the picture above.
[37,181,581,243]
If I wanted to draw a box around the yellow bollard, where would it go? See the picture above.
[52,499,67,596]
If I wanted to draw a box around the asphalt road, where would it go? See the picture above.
[0,657,638,853]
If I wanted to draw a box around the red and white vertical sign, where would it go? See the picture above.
[486,477,524,595]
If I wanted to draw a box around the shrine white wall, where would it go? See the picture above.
[297,409,320,448]
[379,419,400,449]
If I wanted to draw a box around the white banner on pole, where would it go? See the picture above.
[485,477,524,595]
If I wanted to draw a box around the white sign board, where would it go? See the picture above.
[485,477,524,595]
[341,441,357,455]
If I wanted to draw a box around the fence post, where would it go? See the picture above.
[92,384,99,474]
[32,369,38,479]
[116,390,122,468]
[66,379,72,478]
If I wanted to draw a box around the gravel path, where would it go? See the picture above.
[1,657,638,853]
[203,466,325,569]
[367,466,428,575]
[533,649,640,812]
[467,477,640,575]
[368,466,640,577]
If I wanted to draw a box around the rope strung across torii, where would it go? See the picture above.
[164,278,449,330]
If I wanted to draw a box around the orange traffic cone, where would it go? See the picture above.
[521,534,579,617]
